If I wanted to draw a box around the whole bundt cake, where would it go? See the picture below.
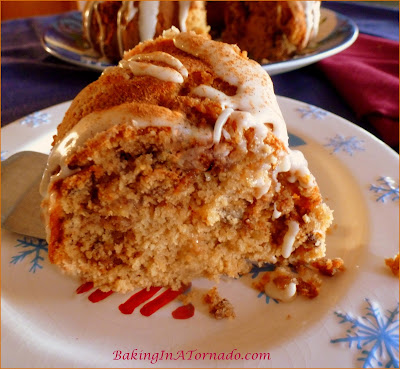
[82,1,321,64]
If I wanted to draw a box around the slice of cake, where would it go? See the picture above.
[40,28,332,294]
[82,1,209,62]
[209,1,321,62]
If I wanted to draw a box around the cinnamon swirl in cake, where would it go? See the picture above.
[82,1,209,62]
[209,1,321,62]
[40,29,333,294]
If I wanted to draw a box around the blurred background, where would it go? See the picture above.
[1,1,81,20]
[1,0,399,21]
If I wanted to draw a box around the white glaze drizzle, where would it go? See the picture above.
[125,2,138,25]
[191,85,233,109]
[119,59,184,83]
[117,1,138,58]
[119,51,188,83]
[301,1,321,47]
[178,1,192,32]
[281,221,300,258]
[213,108,234,143]
[130,52,188,78]
[264,278,297,302]
[138,1,160,42]
[287,149,314,187]
[272,203,282,220]
[222,129,231,140]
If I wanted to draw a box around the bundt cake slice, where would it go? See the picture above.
[40,29,332,294]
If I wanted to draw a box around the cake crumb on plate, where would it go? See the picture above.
[204,287,236,320]
[385,253,399,277]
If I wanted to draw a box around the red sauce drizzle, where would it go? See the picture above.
[88,289,113,303]
[76,282,94,294]
[172,304,195,319]
[140,285,189,317]
[119,287,162,314]
[74,282,195,319]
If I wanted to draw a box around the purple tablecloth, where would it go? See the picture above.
[2,1,399,150]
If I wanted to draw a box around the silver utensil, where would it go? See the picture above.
[1,151,48,240]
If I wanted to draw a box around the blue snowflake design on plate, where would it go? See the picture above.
[10,237,48,273]
[249,263,275,279]
[257,291,279,304]
[288,132,306,147]
[296,105,328,120]
[20,111,51,128]
[331,299,399,368]
[249,264,279,304]
[370,177,399,203]
[1,150,8,161]
[324,134,365,156]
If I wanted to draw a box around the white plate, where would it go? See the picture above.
[1,97,398,368]
[41,8,358,75]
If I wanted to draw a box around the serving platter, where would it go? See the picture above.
[1,97,398,368]
[42,8,358,75]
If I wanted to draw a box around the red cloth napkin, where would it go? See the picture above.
[318,33,399,147]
